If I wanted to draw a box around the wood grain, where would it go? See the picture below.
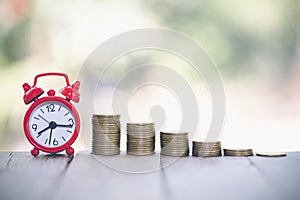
[0,152,73,200]
[1,151,300,200]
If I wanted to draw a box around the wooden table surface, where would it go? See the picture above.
[0,151,300,200]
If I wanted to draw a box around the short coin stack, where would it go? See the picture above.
[223,148,253,157]
[160,131,189,157]
[127,123,155,156]
[192,141,222,157]
[256,152,286,157]
[92,114,121,155]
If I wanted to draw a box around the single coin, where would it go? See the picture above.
[256,152,286,157]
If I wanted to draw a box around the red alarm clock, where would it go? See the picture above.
[22,72,80,156]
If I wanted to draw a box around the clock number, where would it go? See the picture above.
[53,138,59,146]
[68,118,74,126]
[46,104,55,112]
[32,124,37,131]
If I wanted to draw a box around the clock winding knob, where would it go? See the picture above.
[47,89,56,96]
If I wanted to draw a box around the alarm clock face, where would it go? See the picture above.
[28,101,76,148]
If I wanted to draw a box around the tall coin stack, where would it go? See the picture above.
[192,141,222,157]
[92,114,121,155]
[160,131,189,157]
[127,123,155,155]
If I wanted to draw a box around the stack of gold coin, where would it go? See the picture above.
[92,114,121,155]
[223,148,253,156]
[126,123,155,156]
[160,131,189,157]
[192,141,222,157]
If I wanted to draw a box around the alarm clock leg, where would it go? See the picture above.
[31,147,39,156]
[66,147,74,156]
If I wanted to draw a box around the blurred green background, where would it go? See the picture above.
[0,0,299,151]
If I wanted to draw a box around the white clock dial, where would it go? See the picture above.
[28,101,76,148]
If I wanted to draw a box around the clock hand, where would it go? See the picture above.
[56,124,73,128]
[38,114,50,124]
[48,129,53,146]
[37,126,50,137]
